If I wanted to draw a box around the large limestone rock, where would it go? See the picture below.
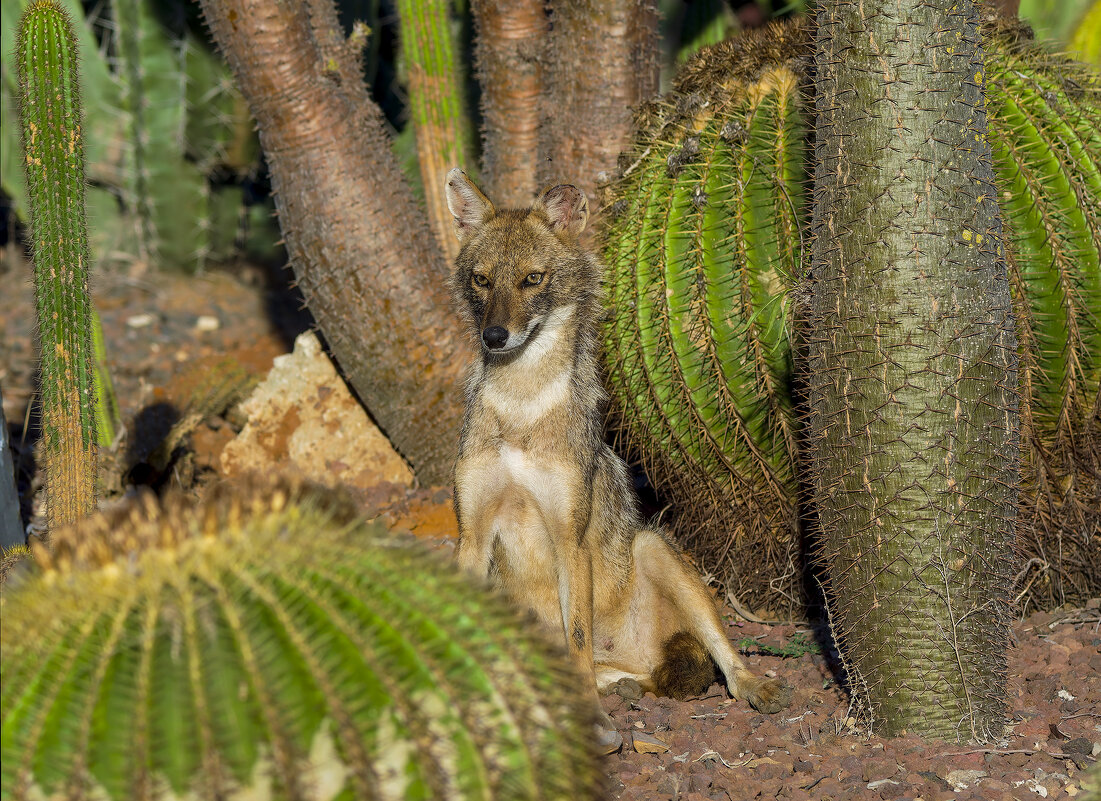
[222,332,413,489]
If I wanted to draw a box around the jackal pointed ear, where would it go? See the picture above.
[535,184,588,241]
[445,168,494,245]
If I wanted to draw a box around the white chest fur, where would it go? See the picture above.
[478,303,576,427]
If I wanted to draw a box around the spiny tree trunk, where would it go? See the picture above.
[472,0,545,207]
[540,0,660,201]
[198,0,467,486]
[807,0,1019,741]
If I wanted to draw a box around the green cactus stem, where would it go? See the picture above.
[0,480,603,800]
[91,308,120,451]
[397,0,475,259]
[20,0,98,532]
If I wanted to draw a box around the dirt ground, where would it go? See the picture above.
[1,257,1098,799]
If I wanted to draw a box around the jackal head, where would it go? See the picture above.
[445,168,598,356]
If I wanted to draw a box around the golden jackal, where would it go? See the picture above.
[445,169,792,749]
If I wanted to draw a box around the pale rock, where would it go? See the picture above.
[632,732,670,754]
[945,769,987,791]
[221,331,413,490]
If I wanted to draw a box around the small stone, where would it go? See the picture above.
[194,315,220,332]
[1063,738,1092,755]
[867,779,899,790]
[126,313,156,328]
[655,774,680,795]
[945,769,987,791]
[631,732,669,754]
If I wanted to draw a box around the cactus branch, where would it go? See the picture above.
[540,0,660,200]
[19,0,98,532]
[397,0,475,259]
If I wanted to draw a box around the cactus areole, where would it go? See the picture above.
[19,0,98,532]
[807,0,1019,740]
[0,482,603,800]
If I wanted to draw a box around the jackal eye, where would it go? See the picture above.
[472,273,490,288]
[523,272,544,286]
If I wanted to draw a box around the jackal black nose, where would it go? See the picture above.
[482,326,509,349]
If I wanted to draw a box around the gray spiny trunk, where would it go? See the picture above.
[807,0,1019,741]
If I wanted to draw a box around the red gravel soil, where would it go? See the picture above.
[2,259,1098,799]
[600,607,1099,800]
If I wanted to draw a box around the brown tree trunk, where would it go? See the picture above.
[198,0,468,486]
[472,0,546,207]
[540,0,660,202]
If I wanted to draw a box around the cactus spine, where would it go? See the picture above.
[600,19,1101,616]
[0,481,603,800]
[20,0,98,531]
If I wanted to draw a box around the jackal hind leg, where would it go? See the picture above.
[632,529,792,713]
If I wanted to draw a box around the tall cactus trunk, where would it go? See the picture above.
[197,0,467,486]
[397,0,475,260]
[20,0,98,532]
[539,0,660,201]
[807,0,1019,741]
[472,0,546,207]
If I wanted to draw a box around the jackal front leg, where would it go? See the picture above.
[558,517,622,753]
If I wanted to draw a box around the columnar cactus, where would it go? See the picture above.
[0,480,603,800]
[600,19,1101,616]
[397,0,475,259]
[20,0,98,531]
[1,0,275,272]
[807,0,1018,741]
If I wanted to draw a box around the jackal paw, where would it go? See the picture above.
[743,676,793,714]
[611,677,644,701]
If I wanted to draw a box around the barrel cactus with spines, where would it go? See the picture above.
[987,25,1101,606]
[600,18,1101,616]
[0,480,604,800]
[602,21,808,615]
[20,0,98,532]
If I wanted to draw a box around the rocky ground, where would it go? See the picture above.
[600,608,1100,800]
[2,257,1098,799]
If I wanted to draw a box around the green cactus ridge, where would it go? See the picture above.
[0,481,604,801]
[600,18,1101,615]
[20,0,98,530]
